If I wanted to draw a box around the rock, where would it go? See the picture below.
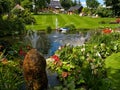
[23,49,48,90]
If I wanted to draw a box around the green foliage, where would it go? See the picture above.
[96,7,113,17]
[21,0,32,11]
[105,52,120,90]
[86,0,100,9]
[47,31,120,90]
[12,9,36,24]
[86,0,99,14]
[0,61,24,90]
[104,0,120,16]
[46,26,52,34]
[64,24,76,33]
[0,0,12,15]
[0,16,25,37]
[88,31,120,46]
[82,7,91,16]
[60,0,73,10]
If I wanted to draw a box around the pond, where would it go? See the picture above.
[25,30,90,57]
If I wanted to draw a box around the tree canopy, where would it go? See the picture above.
[0,0,12,15]
[104,0,120,16]
[86,0,100,9]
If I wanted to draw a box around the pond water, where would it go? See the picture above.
[47,31,90,57]
[25,30,90,57]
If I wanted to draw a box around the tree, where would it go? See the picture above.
[78,0,81,5]
[86,0,100,14]
[86,0,99,9]
[104,0,120,16]
[0,0,12,15]
[60,0,73,10]
[73,0,77,6]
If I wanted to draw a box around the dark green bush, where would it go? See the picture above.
[88,31,120,46]
[64,24,76,33]
[0,61,24,90]
[46,26,52,34]
[96,7,113,17]
[12,9,36,24]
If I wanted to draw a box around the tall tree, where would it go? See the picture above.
[86,0,99,14]
[60,0,73,10]
[78,0,81,5]
[86,0,99,9]
[104,0,120,16]
[0,0,12,19]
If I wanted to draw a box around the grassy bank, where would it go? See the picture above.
[26,14,118,30]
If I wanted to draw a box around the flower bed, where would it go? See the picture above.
[47,32,120,90]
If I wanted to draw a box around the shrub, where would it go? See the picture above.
[0,16,25,37]
[64,24,76,33]
[88,31,120,46]
[46,26,52,34]
[12,9,36,24]
[96,7,113,17]
[0,61,24,90]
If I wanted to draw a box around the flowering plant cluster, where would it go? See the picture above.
[47,32,120,90]
[8,43,32,59]
[102,28,112,34]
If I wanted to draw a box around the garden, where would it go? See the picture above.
[0,0,120,90]
[0,23,120,90]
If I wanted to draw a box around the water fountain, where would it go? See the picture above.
[55,18,58,30]
[25,30,50,54]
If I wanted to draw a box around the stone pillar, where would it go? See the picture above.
[23,49,48,90]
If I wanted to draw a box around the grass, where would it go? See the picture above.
[105,52,120,90]
[26,14,119,30]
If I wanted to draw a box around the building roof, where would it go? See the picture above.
[68,5,83,11]
[12,4,24,11]
[49,1,63,9]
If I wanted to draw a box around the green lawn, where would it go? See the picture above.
[26,14,119,30]
[105,52,120,90]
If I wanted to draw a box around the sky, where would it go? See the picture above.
[79,0,104,7]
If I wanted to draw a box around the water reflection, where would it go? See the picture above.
[25,30,90,57]
[48,31,90,56]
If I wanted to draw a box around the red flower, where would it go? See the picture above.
[51,55,60,62]
[102,28,112,34]
[19,48,26,57]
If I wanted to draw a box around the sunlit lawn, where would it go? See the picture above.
[26,14,119,30]
[105,52,120,90]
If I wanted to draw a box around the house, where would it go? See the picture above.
[68,5,83,15]
[48,0,64,13]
